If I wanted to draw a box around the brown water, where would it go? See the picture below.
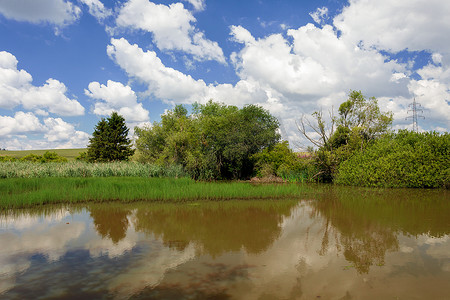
[0,186,449,299]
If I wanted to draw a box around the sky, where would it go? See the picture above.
[0,0,449,150]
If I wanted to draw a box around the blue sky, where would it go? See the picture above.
[0,0,449,150]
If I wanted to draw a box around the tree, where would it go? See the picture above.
[333,90,393,149]
[87,112,135,162]
[135,100,281,180]
[298,90,393,182]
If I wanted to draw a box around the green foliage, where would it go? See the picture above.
[20,153,41,162]
[76,151,88,161]
[0,155,17,162]
[335,130,450,188]
[87,112,135,162]
[301,90,393,182]
[0,149,86,160]
[19,151,68,163]
[135,100,280,180]
[41,151,68,162]
[252,141,318,182]
[337,90,393,142]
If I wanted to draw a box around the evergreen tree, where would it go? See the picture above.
[87,112,135,162]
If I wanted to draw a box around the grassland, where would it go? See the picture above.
[0,148,86,160]
[0,177,316,209]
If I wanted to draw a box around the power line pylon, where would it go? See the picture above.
[406,98,425,132]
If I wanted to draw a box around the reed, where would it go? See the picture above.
[0,177,313,209]
[0,161,187,178]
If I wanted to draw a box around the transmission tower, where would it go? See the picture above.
[405,98,425,132]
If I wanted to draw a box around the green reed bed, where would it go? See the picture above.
[0,177,313,209]
[0,161,187,178]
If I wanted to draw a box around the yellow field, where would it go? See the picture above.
[0,149,86,161]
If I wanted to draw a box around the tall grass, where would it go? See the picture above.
[0,161,187,178]
[0,177,315,209]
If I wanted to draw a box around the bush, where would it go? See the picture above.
[335,130,450,188]
[0,156,17,162]
[252,141,319,182]
[20,151,68,163]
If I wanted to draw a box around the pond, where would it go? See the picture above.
[0,186,449,299]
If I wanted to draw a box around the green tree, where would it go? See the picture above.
[298,90,393,182]
[333,90,393,150]
[87,112,135,162]
[135,100,280,180]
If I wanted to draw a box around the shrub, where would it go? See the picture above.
[252,141,319,182]
[20,151,68,163]
[335,130,449,188]
[0,156,17,162]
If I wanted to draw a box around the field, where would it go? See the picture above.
[0,148,86,160]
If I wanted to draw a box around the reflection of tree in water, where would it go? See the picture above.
[134,201,295,256]
[89,206,131,244]
[312,194,398,273]
[311,187,449,274]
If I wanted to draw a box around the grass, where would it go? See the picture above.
[0,148,86,161]
[0,177,316,209]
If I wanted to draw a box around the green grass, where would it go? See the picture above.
[0,177,315,209]
[0,148,86,161]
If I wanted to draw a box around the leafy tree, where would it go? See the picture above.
[87,112,135,162]
[333,90,393,150]
[298,90,393,182]
[135,100,280,180]
[193,101,281,179]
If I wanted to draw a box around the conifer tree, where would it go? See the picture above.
[87,112,134,162]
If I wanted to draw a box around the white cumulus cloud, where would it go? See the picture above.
[334,0,450,54]
[0,51,85,116]
[183,0,205,11]
[0,112,90,149]
[331,0,450,132]
[107,37,269,107]
[0,112,44,136]
[80,0,112,21]
[0,0,81,27]
[309,7,328,25]
[116,0,225,63]
[85,80,150,124]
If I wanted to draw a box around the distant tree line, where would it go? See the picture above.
[0,151,68,162]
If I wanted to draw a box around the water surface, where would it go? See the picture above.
[1,186,449,299]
